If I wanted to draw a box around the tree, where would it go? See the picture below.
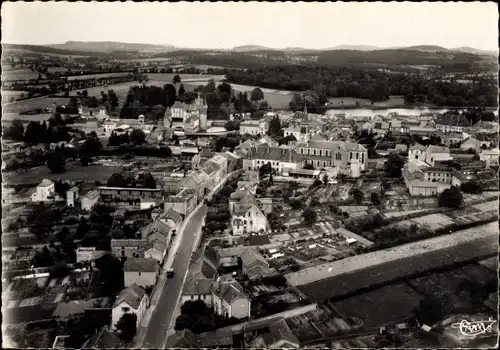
[47,152,66,173]
[54,180,71,198]
[141,172,157,189]
[267,116,282,136]
[460,181,481,194]
[49,263,72,279]
[350,188,364,204]
[259,162,273,179]
[370,192,382,206]
[4,119,25,141]
[178,84,186,96]
[301,207,317,226]
[438,186,463,209]
[164,83,177,107]
[130,129,146,145]
[181,300,210,317]
[322,174,329,186]
[31,246,54,267]
[173,74,181,84]
[384,153,405,177]
[250,87,264,101]
[82,90,88,98]
[107,173,127,187]
[115,313,137,342]
[174,314,193,331]
[413,297,444,325]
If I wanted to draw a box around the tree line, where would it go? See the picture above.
[226,65,498,109]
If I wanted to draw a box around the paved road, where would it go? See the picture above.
[141,204,207,348]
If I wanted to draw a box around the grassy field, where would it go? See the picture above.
[2,68,39,80]
[3,164,122,186]
[407,263,495,314]
[67,72,131,81]
[296,228,497,302]
[46,67,69,73]
[331,282,422,329]
[147,73,224,82]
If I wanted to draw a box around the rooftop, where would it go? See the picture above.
[123,258,159,273]
[114,283,147,309]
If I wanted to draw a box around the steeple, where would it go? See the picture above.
[304,102,308,114]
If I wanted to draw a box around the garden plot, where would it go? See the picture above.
[330,283,422,329]
[409,213,456,231]
[472,200,498,212]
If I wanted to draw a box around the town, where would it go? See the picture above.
[2,2,499,349]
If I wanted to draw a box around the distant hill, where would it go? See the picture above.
[231,45,275,52]
[453,46,497,56]
[404,45,449,52]
[48,41,175,53]
[324,45,381,51]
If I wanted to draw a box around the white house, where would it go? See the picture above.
[31,179,56,202]
[111,284,149,331]
[81,190,99,211]
[239,119,269,136]
[123,258,159,288]
[480,148,499,168]
[243,145,304,175]
[66,187,79,207]
[408,143,426,161]
[424,145,453,167]
[181,275,213,306]
[144,240,167,263]
[229,189,269,235]
[211,279,251,319]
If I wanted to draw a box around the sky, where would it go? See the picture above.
[2,2,498,51]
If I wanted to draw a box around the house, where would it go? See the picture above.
[435,113,470,133]
[296,138,368,171]
[239,119,269,136]
[243,145,304,175]
[460,137,481,152]
[66,187,79,207]
[241,246,272,279]
[480,148,499,168]
[181,274,213,305]
[438,131,464,148]
[123,258,159,288]
[229,189,269,235]
[191,147,214,170]
[164,187,197,217]
[97,186,163,208]
[402,159,453,196]
[144,240,167,263]
[111,239,148,259]
[408,143,426,161]
[31,179,55,202]
[211,278,251,319]
[111,284,149,331]
[81,190,99,211]
[222,151,243,172]
[247,318,300,348]
[81,326,123,349]
[75,247,108,264]
[425,145,452,166]
[181,170,209,202]
[201,158,225,190]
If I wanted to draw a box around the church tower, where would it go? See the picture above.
[198,94,208,131]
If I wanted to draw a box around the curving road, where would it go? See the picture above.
[140,204,207,348]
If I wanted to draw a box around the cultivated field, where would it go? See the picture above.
[3,97,70,114]
[147,73,225,82]
[292,222,498,302]
[2,68,39,80]
[330,282,422,329]
[3,164,122,186]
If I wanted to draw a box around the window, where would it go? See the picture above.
[356,153,359,160]
[191,295,194,300]
[313,149,316,155]
[122,307,130,312]
[319,150,322,156]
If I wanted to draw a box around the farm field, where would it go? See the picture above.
[295,226,497,302]
[3,164,122,186]
[287,222,498,287]
[67,72,131,81]
[330,282,422,329]
[408,263,496,314]
[147,73,225,82]
[46,67,69,73]
[2,68,39,80]
[3,97,70,114]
